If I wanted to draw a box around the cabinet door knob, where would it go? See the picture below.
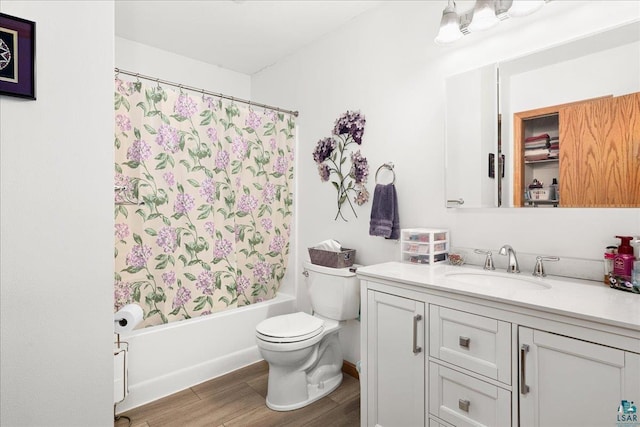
[459,336,470,349]
[458,399,470,412]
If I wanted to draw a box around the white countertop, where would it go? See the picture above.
[357,262,640,332]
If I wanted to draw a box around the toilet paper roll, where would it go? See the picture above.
[114,304,144,333]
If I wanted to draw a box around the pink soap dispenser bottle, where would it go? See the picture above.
[613,235,635,280]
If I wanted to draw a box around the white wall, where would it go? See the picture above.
[116,37,251,100]
[252,1,640,363]
[0,2,114,426]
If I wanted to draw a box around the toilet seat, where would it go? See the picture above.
[256,312,324,343]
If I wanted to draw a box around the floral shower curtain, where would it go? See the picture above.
[114,78,295,327]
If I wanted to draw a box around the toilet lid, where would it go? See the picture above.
[256,312,324,343]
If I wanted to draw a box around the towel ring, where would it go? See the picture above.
[375,162,396,185]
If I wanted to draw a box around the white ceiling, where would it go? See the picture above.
[115,0,386,75]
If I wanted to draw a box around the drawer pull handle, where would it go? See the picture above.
[459,336,470,349]
[520,344,530,395]
[412,314,422,354]
[458,399,470,412]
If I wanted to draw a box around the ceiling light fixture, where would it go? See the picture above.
[435,0,548,44]
[434,0,464,44]
[469,0,499,31]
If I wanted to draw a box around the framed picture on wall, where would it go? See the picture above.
[0,13,35,100]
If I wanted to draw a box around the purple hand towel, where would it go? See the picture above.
[369,183,400,240]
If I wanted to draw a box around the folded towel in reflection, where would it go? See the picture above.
[524,148,550,157]
[525,154,550,161]
[524,140,550,149]
[369,184,400,240]
[525,133,550,143]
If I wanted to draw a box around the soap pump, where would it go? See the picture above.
[617,236,634,255]
[613,235,635,280]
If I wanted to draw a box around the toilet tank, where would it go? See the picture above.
[303,261,360,321]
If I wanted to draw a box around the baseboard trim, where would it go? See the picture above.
[342,360,359,380]
[117,346,262,413]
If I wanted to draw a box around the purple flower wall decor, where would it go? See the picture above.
[313,110,369,221]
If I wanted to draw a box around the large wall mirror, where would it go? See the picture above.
[445,21,640,208]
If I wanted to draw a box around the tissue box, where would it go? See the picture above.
[308,247,356,268]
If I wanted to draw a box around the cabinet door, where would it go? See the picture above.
[559,92,640,207]
[617,92,640,205]
[519,327,640,427]
[445,64,499,208]
[367,290,425,427]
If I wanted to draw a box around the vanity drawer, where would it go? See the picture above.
[430,305,511,384]
[429,362,511,427]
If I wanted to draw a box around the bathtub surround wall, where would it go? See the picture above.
[252,1,640,364]
[0,1,114,425]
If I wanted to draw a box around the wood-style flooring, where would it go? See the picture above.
[114,361,360,427]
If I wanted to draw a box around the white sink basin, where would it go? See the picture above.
[445,270,551,290]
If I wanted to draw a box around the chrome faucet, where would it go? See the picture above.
[498,245,520,273]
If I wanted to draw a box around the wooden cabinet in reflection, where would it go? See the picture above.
[513,92,640,207]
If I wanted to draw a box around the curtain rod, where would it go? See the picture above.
[114,67,299,118]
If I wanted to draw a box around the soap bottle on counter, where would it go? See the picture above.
[613,235,635,280]
[550,178,559,201]
[604,246,617,284]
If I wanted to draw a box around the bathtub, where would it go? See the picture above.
[115,293,296,413]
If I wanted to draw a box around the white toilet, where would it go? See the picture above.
[255,261,360,411]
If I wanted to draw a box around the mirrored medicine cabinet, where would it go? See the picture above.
[445,21,640,209]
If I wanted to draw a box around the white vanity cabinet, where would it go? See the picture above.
[358,263,640,427]
[365,290,425,427]
[519,327,640,427]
